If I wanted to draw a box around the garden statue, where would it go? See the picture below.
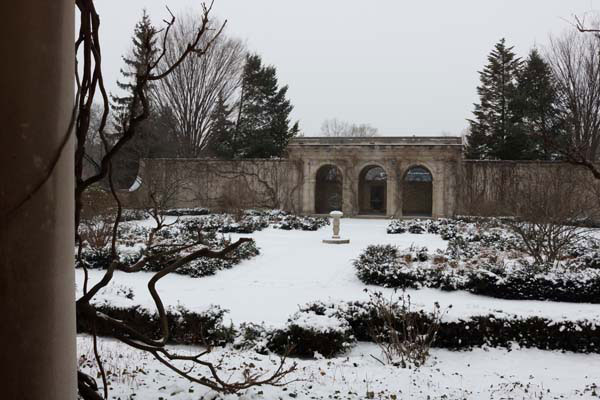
[323,210,350,244]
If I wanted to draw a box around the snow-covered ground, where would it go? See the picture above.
[77,218,600,326]
[78,217,600,398]
[79,335,600,399]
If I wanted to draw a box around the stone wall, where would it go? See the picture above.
[126,137,464,218]
[123,141,600,220]
[458,160,600,217]
[125,158,304,212]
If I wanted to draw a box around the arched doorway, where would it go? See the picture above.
[315,165,343,213]
[359,165,387,214]
[402,166,433,217]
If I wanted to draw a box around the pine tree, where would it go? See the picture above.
[111,9,159,131]
[514,49,560,159]
[210,93,236,158]
[109,10,164,188]
[466,39,524,159]
[230,54,299,158]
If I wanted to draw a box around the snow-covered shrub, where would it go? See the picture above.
[168,305,235,346]
[77,220,260,278]
[278,300,600,354]
[353,244,466,290]
[234,323,272,354]
[137,237,259,278]
[268,307,355,358]
[436,315,600,353]
[354,242,600,302]
[466,266,600,302]
[119,209,150,221]
[77,304,234,347]
[272,214,329,231]
[387,218,453,235]
[161,207,211,216]
[183,213,269,234]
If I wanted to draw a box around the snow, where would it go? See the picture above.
[77,217,600,398]
[78,335,600,399]
[77,218,600,326]
[288,310,349,333]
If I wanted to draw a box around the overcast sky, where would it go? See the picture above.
[94,0,600,136]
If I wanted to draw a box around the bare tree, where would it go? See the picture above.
[74,2,294,398]
[545,26,600,177]
[320,118,378,137]
[504,173,589,268]
[152,12,246,157]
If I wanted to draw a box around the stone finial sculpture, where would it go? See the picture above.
[322,210,350,244]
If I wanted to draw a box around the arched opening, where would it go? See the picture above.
[359,165,387,214]
[315,164,343,213]
[402,166,433,217]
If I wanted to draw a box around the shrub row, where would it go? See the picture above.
[161,207,211,216]
[78,304,235,347]
[80,300,600,359]
[356,244,600,303]
[182,212,328,234]
[268,300,600,357]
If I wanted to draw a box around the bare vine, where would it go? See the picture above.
[74,1,296,398]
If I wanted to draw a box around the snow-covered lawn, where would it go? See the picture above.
[79,335,600,399]
[77,218,600,326]
[77,217,600,398]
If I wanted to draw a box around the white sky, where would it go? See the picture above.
[94,0,600,136]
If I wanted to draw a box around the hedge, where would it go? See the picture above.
[355,244,600,303]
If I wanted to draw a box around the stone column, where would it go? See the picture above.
[342,165,354,215]
[432,164,443,218]
[0,1,76,399]
[302,161,315,214]
[385,160,397,217]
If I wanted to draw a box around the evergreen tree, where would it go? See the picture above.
[466,39,524,159]
[209,93,236,158]
[514,49,561,159]
[109,10,168,188]
[111,9,159,131]
[228,54,299,158]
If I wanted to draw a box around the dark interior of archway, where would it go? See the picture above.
[402,166,432,217]
[359,166,387,214]
[315,165,343,213]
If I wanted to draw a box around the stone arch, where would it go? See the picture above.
[359,165,387,214]
[315,164,343,213]
[402,165,433,217]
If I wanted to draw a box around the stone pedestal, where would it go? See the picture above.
[323,210,350,244]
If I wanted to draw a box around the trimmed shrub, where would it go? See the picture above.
[120,209,150,221]
[387,219,452,235]
[268,308,355,358]
[374,220,600,303]
[77,304,235,347]
[353,245,467,291]
[78,221,260,278]
[273,215,329,231]
[162,207,211,216]
[268,300,600,356]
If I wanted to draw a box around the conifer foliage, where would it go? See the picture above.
[466,39,523,160]
[208,93,236,157]
[109,11,175,188]
[514,49,561,159]
[215,54,299,159]
[111,10,159,131]
[466,40,561,160]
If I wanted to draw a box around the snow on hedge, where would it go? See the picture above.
[76,218,600,327]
